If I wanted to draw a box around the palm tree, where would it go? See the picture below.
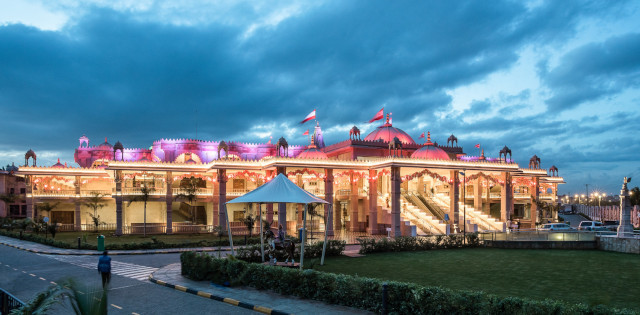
[174,177,199,224]
[127,179,155,237]
[84,192,107,232]
[241,206,256,237]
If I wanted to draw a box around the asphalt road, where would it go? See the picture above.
[0,246,255,314]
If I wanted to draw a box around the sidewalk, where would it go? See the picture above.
[150,263,372,315]
[0,235,230,255]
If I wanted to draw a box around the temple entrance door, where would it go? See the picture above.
[51,211,74,224]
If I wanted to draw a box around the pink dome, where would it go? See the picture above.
[411,132,450,160]
[363,114,415,144]
[52,158,66,168]
[297,137,328,159]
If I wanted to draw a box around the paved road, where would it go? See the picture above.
[559,213,588,228]
[0,246,254,314]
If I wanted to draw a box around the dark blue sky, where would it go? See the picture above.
[1,0,639,195]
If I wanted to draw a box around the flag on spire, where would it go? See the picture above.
[475,144,480,148]
[302,129,309,136]
[300,109,316,124]
[419,132,425,139]
[368,107,384,123]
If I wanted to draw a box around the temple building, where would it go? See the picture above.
[11,113,564,236]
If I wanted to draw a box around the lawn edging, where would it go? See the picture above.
[180,251,634,315]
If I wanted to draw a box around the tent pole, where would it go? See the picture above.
[321,203,331,266]
[225,203,234,256]
[300,203,307,270]
[259,202,264,263]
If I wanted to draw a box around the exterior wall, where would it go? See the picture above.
[0,172,27,218]
[597,236,640,254]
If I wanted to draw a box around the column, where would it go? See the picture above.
[25,175,34,219]
[324,169,335,236]
[473,178,482,212]
[266,170,274,223]
[350,172,359,232]
[217,169,227,231]
[449,170,460,231]
[276,167,286,231]
[165,172,173,234]
[212,174,219,228]
[484,178,491,214]
[417,176,424,195]
[75,176,81,231]
[115,170,123,236]
[390,166,401,237]
[368,169,378,234]
[500,172,512,223]
[531,177,540,226]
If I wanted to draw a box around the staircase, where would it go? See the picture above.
[400,195,450,235]
[430,194,506,232]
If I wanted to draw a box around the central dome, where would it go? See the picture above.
[363,114,416,144]
[297,137,328,159]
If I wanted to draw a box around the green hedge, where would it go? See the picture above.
[234,240,345,263]
[357,234,480,254]
[180,252,632,315]
[0,229,264,250]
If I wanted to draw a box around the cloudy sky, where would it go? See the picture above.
[1,0,639,195]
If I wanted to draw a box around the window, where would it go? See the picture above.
[10,188,14,194]
[20,188,26,194]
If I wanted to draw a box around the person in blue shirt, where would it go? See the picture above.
[97,251,111,288]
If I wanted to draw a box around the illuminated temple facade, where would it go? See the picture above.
[13,115,564,236]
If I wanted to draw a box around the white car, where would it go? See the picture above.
[539,223,573,231]
[578,221,607,231]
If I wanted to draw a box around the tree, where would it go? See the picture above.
[630,186,640,206]
[240,206,256,237]
[174,177,201,223]
[127,179,155,237]
[84,192,107,232]
[15,218,32,239]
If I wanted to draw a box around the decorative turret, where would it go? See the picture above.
[479,149,486,160]
[113,141,124,161]
[411,131,450,160]
[549,165,558,176]
[529,155,541,169]
[447,134,458,146]
[25,149,36,166]
[276,137,289,157]
[218,141,228,159]
[79,135,89,148]
[349,125,361,140]
[313,121,325,148]
[499,146,512,162]
[389,136,403,157]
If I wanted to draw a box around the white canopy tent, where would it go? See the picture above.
[226,173,329,269]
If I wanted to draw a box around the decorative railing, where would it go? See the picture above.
[32,189,112,197]
[1,288,25,315]
[478,231,614,242]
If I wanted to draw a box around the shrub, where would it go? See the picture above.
[235,240,345,263]
[180,252,635,315]
[357,234,479,254]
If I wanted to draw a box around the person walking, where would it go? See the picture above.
[97,250,111,288]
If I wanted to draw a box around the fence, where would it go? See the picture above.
[1,287,25,315]
[575,204,640,227]
[478,230,614,242]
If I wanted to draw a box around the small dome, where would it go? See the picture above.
[297,136,328,159]
[363,114,415,144]
[52,158,66,168]
[411,132,450,160]
[99,137,113,148]
[25,149,36,159]
[114,141,124,151]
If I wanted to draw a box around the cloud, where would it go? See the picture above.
[541,32,640,112]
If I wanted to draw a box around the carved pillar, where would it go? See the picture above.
[266,170,274,223]
[75,176,81,231]
[531,177,540,226]
[368,169,378,234]
[417,176,424,195]
[350,173,359,231]
[217,169,227,232]
[115,170,123,236]
[276,167,286,231]
[474,178,482,212]
[212,174,219,228]
[449,170,460,231]
[484,178,491,214]
[391,166,401,237]
[324,169,334,236]
[25,175,34,219]
[500,172,512,223]
[165,172,173,234]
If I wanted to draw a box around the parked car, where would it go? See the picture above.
[603,220,619,231]
[578,221,607,231]
[539,223,573,231]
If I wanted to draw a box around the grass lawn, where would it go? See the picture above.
[314,248,640,311]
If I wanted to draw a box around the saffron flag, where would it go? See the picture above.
[302,129,309,136]
[369,108,384,123]
[300,109,316,124]
[419,132,425,138]
[475,144,480,148]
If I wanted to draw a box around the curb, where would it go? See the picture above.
[148,273,291,315]
[0,241,224,256]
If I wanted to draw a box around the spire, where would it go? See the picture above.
[385,113,390,124]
